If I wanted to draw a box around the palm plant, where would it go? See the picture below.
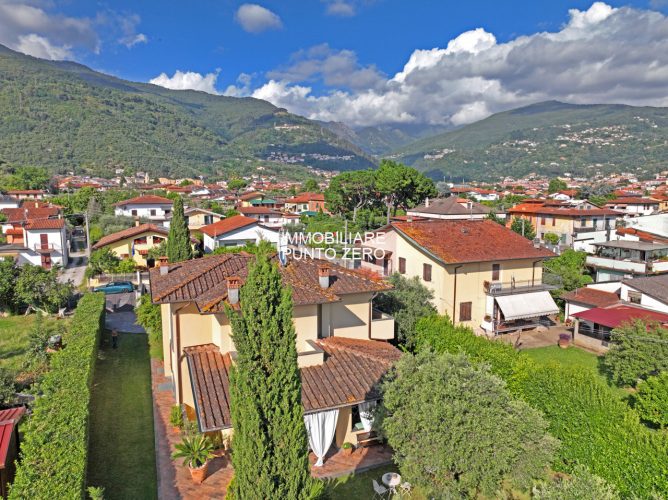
[172,434,215,469]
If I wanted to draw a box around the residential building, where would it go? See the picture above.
[360,219,558,335]
[619,274,668,314]
[18,218,69,269]
[184,207,224,230]
[149,254,398,454]
[284,192,326,214]
[236,192,266,207]
[406,197,497,220]
[0,196,19,210]
[113,195,173,225]
[605,197,660,216]
[91,223,171,268]
[562,286,620,320]
[507,199,621,250]
[237,206,284,228]
[201,215,283,252]
[6,190,45,200]
[586,240,668,281]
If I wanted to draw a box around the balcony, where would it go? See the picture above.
[30,243,62,253]
[370,309,395,340]
[586,255,648,274]
[483,280,555,296]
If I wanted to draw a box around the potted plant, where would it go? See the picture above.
[558,333,571,349]
[172,434,215,484]
[169,405,183,433]
[341,442,354,456]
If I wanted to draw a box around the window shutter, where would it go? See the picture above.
[459,302,472,321]
[423,263,432,282]
[399,257,406,274]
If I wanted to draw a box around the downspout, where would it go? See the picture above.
[531,259,542,287]
[369,292,378,340]
[452,265,463,322]
[172,303,189,405]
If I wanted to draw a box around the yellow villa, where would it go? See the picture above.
[149,254,399,464]
[92,222,170,268]
[361,218,559,335]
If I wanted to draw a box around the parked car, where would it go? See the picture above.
[93,281,134,294]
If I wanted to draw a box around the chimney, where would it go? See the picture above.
[158,256,169,275]
[227,277,240,304]
[134,218,140,227]
[425,197,430,208]
[318,264,331,289]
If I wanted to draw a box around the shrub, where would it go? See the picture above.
[414,315,668,497]
[634,372,668,428]
[9,293,105,499]
[532,465,620,500]
[543,233,560,245]
[602,320,668,387]
[0,368,16,407]
[136,293,162,358]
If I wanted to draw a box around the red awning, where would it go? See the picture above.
[0,406,25,469]
[572,304,668,329]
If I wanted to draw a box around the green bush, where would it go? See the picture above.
[414,315,668,497]
[634,372,668,428]
[9,293,105,499]
[136,293,162,358]
[533,465,620,500]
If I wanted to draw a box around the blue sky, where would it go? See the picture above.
[2,1,668,126]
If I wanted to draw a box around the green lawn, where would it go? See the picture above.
[524,345,600,372]
[0,315,35,373]
[87,331,158,500]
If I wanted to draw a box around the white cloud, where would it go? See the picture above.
[246,2,668,127]
[235,4,282,34]
[149,70,220,94]
[223,72,254,97]
[326,1,356,16]
[122,33,147,48]
[113,13,148,48]
[16,33,71,59]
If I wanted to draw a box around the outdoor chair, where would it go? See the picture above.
[400,481,412,493]
[372,479,389,498]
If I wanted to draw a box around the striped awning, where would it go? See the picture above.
[496,291,559,321]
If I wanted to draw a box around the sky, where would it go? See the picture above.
[2,0,668,128]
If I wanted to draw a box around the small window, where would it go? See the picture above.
[492,263,500,281]
[541,216,546,225]
[423,263,432,282]
[399,257,406,274]
[131,210,137,216]
[150,209,156,216]
[459,302,472,321]
[628,291,642,304]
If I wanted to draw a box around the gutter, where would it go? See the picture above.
[453,265,463,322]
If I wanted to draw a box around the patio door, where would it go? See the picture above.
[41,253,52,270]
[40,233,48,250]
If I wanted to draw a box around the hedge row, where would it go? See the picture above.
[415,315,668,498]
[10,293,106,500]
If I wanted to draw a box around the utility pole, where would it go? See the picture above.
[84,211,91,257]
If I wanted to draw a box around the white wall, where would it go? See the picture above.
[20,227,68,267]
[114,203,172,223]
[203,224,283,252]
[620,283,668,313]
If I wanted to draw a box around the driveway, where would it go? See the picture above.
[59,249,87,287]
[105,300,145,333]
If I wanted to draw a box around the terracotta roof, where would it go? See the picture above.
[238,191,264,201]
[572,304,668,328]
[238,206,282,215]
[622,275,668,303]
[391,219,554,264]
[508,202,619,217]
[150,253,392,311]
[7,190,44,195]
[113,195,173,207]
[616,227,668,244]
[561,287,620,308]
[286,192,325,203]
[606,197,660,205]
[200,215,258,237]
[409,197,492,216]
[1,207,59,223]
[92,223,169,249]
[0,406,25,468]
[185,337,401,432]
[25,218,65,230]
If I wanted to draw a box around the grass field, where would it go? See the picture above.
[0,315,36,373]
[87,331,157,500]
[524,345,600,372]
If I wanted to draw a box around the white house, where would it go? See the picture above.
[605,197,660,217]
[237,206,285,228]
[201,215,285,252]
[113,195,173,225]
[620,275,668,314]
[0,196,20,210]
[17,218,69,269]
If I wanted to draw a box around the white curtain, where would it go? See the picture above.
[304,409,339,466]
[358,401,376,432]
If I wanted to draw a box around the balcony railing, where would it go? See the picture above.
[31,243,62,253]
[371,308,395,340]
[586,256,648,274]
[483,280,555,296]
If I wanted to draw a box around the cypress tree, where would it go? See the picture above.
[228,250,317,499]
[166,196,192,262]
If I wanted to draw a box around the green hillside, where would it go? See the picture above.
[0,44,374,178]
[395,101,668,181]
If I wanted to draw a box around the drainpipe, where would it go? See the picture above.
[171,303,189,404]
[531,260,542,287]
[452,265,463,322]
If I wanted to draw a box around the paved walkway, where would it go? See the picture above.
[105,303,145,333]
[151,359,395,499]
[495,325,569,350]
[58,249,87,286]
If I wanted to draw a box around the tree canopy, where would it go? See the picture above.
[374,159,437,222]
[379,351,557,497]
[166,196,193,263]
[324,169,377,222]
[510,216,536,240]
[548,178,568,194]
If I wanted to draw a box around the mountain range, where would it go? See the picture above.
[2,43,668,182]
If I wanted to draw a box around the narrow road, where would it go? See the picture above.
[59,234,88,287]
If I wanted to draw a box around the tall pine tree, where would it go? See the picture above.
[228,251,318,499]
[166,196,193,263]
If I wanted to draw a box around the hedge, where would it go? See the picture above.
[415,315,668,498]
[10,293,106,500]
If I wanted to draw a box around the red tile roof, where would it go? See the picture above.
[200,215,258,237]
[286,192,325,203]
[112,195,173,207]
[561,287,620,308]
[508,202,619,217]
[606,197,660,205]
[92,223,169,249]
[238,191,264,201]
[0,406,25,468]
[238,206,282,215]
[1,207,59,223]
[391,219,554,264]
[572,304,668,329]
[184,338,401,431]
[150,253,392,311]
[25,218,65,230]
